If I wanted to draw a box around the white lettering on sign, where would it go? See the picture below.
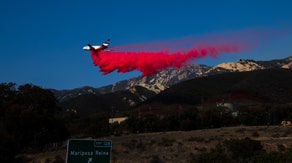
[95,150,109,156]
[70,150,94,156]
[94,140,111,147]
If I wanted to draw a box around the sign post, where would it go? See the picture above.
[66,139,112,163]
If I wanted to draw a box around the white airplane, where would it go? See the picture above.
[83,39,110,51]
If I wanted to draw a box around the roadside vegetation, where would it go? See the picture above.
[192,138,292,163]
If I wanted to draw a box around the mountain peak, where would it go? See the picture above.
[206,59,264,74]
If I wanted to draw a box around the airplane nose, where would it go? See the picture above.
[83,46,89,50]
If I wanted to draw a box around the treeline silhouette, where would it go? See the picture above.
[109,103,292,135]
[0,83,68,162]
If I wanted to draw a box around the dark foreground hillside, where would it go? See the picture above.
[145,68,292,105]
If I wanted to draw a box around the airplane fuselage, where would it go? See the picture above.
[83,45,102,51]
[83,39,110,51]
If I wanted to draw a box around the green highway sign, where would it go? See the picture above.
[66,139,112,163]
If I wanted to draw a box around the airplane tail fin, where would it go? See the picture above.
[103,39,110,47]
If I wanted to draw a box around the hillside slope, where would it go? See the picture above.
[60,86,156,117]
[145,68,292,105]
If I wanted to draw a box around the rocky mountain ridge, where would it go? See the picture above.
[52,64,210,101]
[52,56,292,102]
[205,59,265,74]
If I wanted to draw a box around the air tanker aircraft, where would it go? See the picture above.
[83,39,110,51]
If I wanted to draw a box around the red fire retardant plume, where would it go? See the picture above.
[90,43,245,76]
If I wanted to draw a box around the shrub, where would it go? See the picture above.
[225,138,264,162]
[192,144,230,163]
[250,152,284,163]
[252,131,260,137]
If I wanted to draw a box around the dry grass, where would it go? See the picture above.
[18,125,292,163]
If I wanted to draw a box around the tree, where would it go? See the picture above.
[2,84,68,150]
[0,83,16,118]
[143,114,161,132]
[126,116,144,133]
[0,133,18,163]
[180,107,199,130]
[199,106,232,128]
[69,113,110,138]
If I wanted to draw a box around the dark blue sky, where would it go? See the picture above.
[1,0,292,89]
